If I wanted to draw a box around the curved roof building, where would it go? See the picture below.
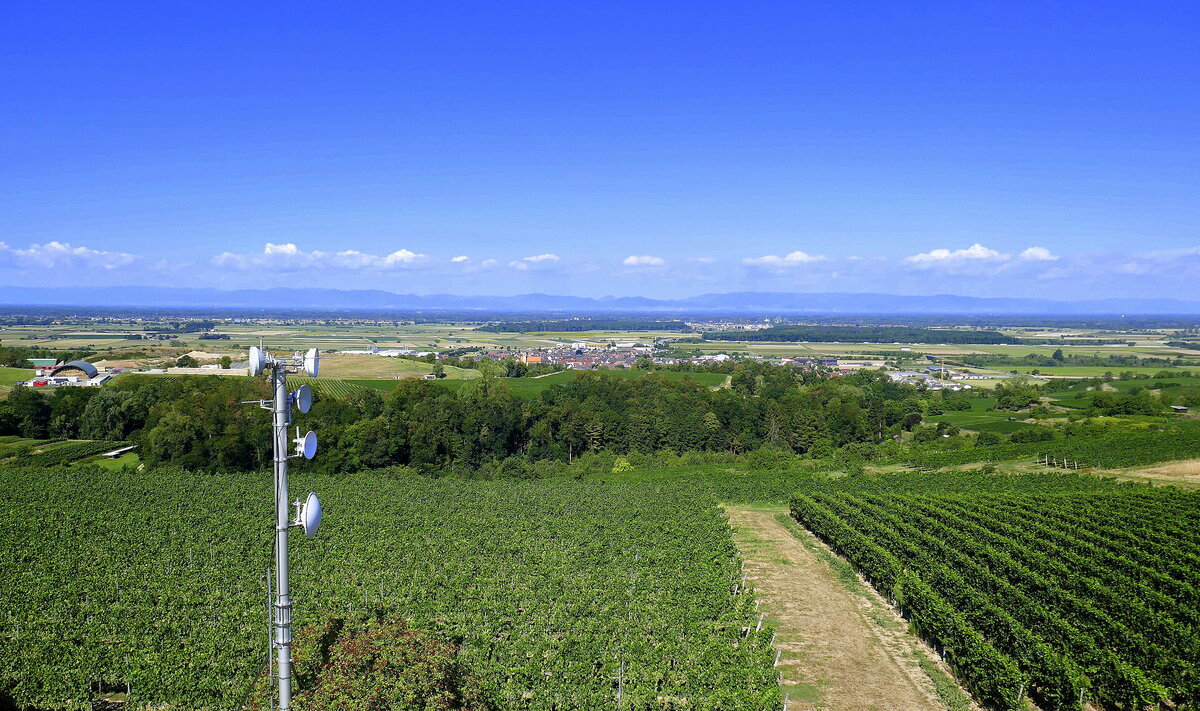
[49,361,99,379]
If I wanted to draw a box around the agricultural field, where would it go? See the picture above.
[791,472,1200,710]
[688,339,1195,365]
[1007,365,1200,377]
[434,368,728,398]
[206,323,681,353]
[313,353,478,379]
[0,467,782,711]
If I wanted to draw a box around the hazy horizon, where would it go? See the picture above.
[4,284,1200,316]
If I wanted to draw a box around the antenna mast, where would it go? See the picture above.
[248,345,322,711]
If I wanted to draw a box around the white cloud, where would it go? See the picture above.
[480,259,499,268]
[213,243,429,271]
[263,242,300,257]
[623,255,665,267]
[691,257,716,264]
[742,250,826,267]
[0,241,138,270]
[451,255,469,263]
[904,243,1009,264]
[1019,247,1058,261]
[509,253,561,270]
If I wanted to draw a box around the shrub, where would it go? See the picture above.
[745,446,794,471]
[1009,426,1055,443]
[975,431,1004,446]
[247,610,488,711]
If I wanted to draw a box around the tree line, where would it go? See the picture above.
[7,361,1180,476]
[0,345,94,369]
[0,364,979,474]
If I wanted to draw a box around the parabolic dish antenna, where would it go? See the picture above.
[294,430,318,459]
[248,346,266,377]
[303,348,320,377]
[301,492,322,538]
[293,384,312,414]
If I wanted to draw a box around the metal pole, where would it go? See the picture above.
[272,364,293,711]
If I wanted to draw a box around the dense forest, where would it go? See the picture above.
[703,326,1019,344]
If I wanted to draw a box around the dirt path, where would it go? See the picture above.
[728,506,971,711]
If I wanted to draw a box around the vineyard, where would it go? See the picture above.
[903,423,1200,470]
[0,467,781,710]
[790,472,1200,711]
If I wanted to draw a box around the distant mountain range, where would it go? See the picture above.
[1,286,1199,315]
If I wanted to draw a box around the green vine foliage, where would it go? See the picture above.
[791,472,1199,711]
[246,610,489,711]
[0,466,780,710]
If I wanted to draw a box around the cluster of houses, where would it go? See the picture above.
[885,369,987,390]
[472,345,766,370]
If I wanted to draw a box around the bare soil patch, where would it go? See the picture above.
[1118,459,1200,488]
[727,506,974,711]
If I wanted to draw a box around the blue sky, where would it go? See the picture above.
[2,2,1197,299]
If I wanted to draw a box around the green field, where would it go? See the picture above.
[84,451,140,470]
[0,466,783,710]
[0,366,32,392]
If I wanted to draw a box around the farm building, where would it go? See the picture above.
[28,358,59,376]
[49,361,98,379]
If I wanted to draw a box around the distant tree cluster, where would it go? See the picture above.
[1166,341,1200,351]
